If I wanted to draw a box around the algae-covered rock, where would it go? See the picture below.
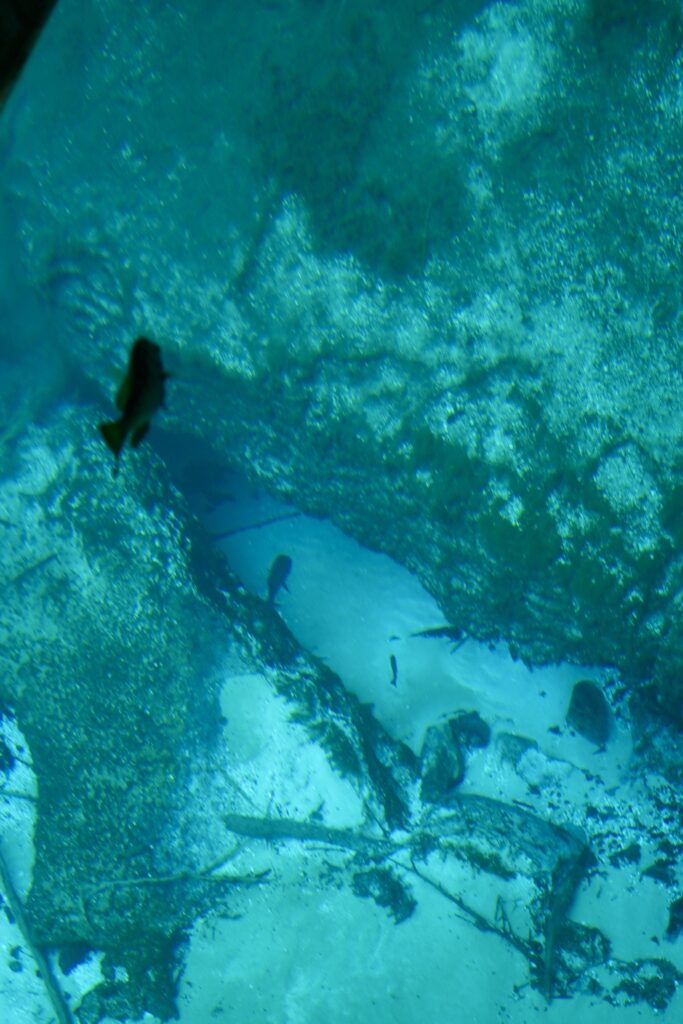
[419,722,465,804]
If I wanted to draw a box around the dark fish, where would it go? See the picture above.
[389,654,398,688]
[410,624,466,653]
[99,337,169,474]
[266,554,292,604]
[410,625,463,642]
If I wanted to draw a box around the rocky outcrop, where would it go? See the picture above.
[2,1,682,713]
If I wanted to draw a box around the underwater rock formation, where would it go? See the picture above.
[419,721,465,804]
[2,408,678,1017]
[2,0,682,716]
[2,3,683,1017]
[566,680,611,746]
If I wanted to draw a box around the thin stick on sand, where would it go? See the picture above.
[0,840,74,1024]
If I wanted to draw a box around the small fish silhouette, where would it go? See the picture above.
[266,554,292,605]
[99,337,169,475]
[389,654,398,688]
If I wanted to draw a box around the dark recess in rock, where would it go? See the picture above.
[0,0,57,108]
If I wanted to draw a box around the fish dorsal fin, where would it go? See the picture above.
[115,370,131,412]
[130,421,150,447]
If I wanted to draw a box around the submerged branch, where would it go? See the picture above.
[81,842,270,930]
[408,859,534,961]
[223,802,589,1002]
[0,839,74,1024]
[223,811,398,859]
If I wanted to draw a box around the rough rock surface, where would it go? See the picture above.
[2,0,682,710]
[3,5,683,1016]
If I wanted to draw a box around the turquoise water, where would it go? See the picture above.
[1,1,682,1021]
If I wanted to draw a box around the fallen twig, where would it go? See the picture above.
[81,842,270,930]
[209,511,300,541]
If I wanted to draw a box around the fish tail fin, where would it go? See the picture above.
[99,419,126,457]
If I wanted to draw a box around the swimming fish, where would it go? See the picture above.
[99,337,169,474]
[410,624,463,642]
[410,624,466,653]
[266,554,292,604]
[389,654,398,688]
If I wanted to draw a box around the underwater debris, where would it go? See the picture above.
[99,337,169,475]
[0,735,15,773]
[0,787,36,803]
[609,842,641,868]
[222,795,594,1001]
[609,957,683,1011]
[223,812,396,859]
[389,653,398,687]
[266,553,292,604]
[641,858,676,886]
[80,843,270,931]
